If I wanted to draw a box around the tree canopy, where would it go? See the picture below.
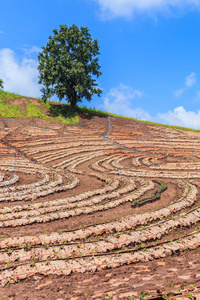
[38,24,102,110]
[0,79,3,89]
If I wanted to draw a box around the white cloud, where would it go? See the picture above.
[174,88,185,97]
[102,83,151,120]
[107,83,143,103]
[22,46,41,57]
[95,0,200,19]
[0,48,41,97]
[174,72,196,97]
[185,72,196,87]
[158,106,200,129]
[101,83,200,129]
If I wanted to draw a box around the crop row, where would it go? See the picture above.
[0,162,79,201]
[0,174,19,187]
[111,168,200,179]
[0,173,118,214]
[24,140,112,156]
[0,204,200,270]
[0,180,196,249]
[36,146,115,164]
[0,178,152,227]
[1,225,200,285]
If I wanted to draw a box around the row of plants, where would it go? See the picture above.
[131,180,167,208]
[0,179,153,228]
[0,181,196,249]
[115,168,200,179]
[0,161,79,202]
[1,229,200,285]
[1,202,200,268]
[39,145,113,165]
[0,173,117,215]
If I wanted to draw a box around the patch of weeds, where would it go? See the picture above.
[0,100,25,118]
[48,102,79,124]
[26,103,54,121]
[189,292,193,299]
[140,291,148,299]
[180,282,185,289]
[44,242,49,248]
[171,282,176,287]
[190,284,194,289]
[162,294,171,300]
[30,261,35,267]
[105,294,113,299]
[0,90,22,102]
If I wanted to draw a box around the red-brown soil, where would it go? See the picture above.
[0,114,200,299]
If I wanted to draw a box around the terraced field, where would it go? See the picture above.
[0,115,200,299]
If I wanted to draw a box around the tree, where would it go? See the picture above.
[0,79,3,89]
[38,24,102,110]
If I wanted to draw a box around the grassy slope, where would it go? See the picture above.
[0,90,79,125]
[0,89,200,133]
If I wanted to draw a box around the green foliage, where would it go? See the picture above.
[190,285,194,289]
[0,79,3,89]
[132,179,168,208]
[38,24,102,110]
[189,292,193,299]
[140,291,148,299]
[78,106,111,117]
[105,295,113,299]
[162,294,171,300]
[47,101,80,124]
[0,100,25,118]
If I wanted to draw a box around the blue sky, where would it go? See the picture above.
[1,0,200,128]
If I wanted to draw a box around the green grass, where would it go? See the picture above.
[26,103,56,121]
[45,100,80,124]
[57,114,79,125]
[26,102,80,125]
[139,120,200,133]
[78,106,112,117]
[0,100,25,118]
[0,89,22,102]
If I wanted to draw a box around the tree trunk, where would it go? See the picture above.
[71,90,77,111]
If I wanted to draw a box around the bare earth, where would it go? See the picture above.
[0,115,200,299]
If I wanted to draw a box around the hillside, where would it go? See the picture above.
[0,89,200,133]
[0,91,200,299]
